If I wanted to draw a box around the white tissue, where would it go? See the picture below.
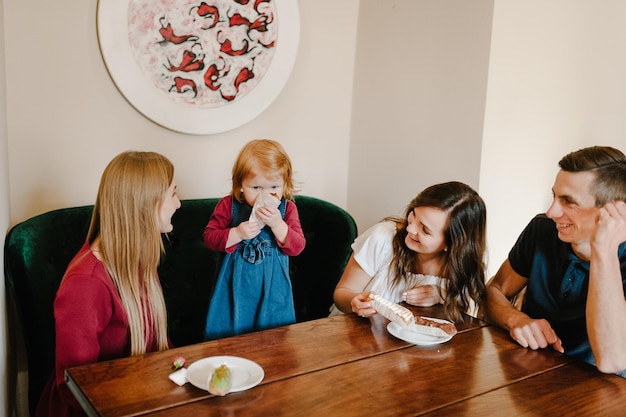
[249,192,280,227]
[169,368,188,386]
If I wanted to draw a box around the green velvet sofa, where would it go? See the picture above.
[4,196,357,416]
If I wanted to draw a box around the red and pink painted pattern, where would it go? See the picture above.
[128,0,277,107]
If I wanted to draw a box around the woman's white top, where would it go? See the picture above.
[328,221,444,316]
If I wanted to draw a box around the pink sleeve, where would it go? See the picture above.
[53,271,115,407]
[203,196,237,253]
[277,200,306,256]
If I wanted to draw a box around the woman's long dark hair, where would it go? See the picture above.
[387,182,487,322]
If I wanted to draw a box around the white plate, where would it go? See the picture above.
[186,356,264,393]
[387,319,454,346]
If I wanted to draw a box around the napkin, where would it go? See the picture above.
[169,368,188,386]
[249,192,280,227]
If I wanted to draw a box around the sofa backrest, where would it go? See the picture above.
[4,196,357,415]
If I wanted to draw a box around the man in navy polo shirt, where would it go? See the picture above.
[485,145,626,377]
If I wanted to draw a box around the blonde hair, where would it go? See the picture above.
[87,151,172,355]
[230,139,297,203]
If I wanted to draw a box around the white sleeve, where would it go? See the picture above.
[351,221,395,278]
[352,222,446,302]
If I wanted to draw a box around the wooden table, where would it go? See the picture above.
[65,306,626,416]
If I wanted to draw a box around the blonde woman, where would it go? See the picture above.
[37,151,181,417]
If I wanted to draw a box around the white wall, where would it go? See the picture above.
[4,0,359,226]
[349,0,493,231]
[480,0,626,277]
[1,0,11,412]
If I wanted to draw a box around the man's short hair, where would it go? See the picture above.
[559,146,626,207]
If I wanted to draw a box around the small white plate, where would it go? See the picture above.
[186,356,264,393]
[387,320,453,346]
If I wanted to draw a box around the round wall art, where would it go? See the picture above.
[97,0,300,135]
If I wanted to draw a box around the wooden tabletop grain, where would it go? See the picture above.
[65,305,624,417]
